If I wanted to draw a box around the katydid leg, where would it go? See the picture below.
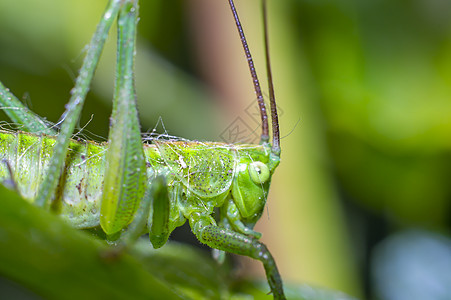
[225,199,262,239]
[147,176,170,249]
[114,175,171,249]
[189,213,286,300]
[34,0,122,208]
[213,213,233,264]
[116,184,153,247]
[100,0,147,235]
[101,180,154,258]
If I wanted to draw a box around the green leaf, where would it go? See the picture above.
[0,184,356,300]
[0,184,182,299]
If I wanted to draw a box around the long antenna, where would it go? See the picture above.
[262,0,280,154]
[228,0,269,144]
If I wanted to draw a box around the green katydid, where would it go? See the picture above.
[0,0,285,298]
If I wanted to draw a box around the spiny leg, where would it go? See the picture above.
[189,213,286,299]
[213,212,233,264]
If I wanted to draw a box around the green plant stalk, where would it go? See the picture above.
[0,184,183,299]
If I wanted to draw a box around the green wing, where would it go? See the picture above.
[155,141,235,198]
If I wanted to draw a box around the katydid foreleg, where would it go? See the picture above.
[189,213,285,300]
[224,198,262,238]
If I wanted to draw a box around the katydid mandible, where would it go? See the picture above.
[0,0,285,298]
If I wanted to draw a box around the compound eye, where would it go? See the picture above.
[248,162,270,184]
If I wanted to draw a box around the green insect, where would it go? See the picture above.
[0,0,284,298]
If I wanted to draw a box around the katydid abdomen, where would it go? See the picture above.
[0,130,106,228]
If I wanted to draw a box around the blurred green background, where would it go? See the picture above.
[1,0,451,299]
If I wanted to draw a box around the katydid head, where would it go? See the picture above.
[231,144,280,223]
[231,164,269,222]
